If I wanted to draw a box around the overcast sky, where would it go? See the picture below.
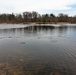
[0,0,76,15]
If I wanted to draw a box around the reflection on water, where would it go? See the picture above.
[0,24,76,75]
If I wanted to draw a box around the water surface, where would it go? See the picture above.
[0,24,76,75]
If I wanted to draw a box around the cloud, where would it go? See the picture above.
[39,0,76,10]
[0,0,76,15]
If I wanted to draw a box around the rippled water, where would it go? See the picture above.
[0,24,76,75]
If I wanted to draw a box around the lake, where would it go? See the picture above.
[0,24,76,75]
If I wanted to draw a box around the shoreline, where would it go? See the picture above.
[0,22,72,25]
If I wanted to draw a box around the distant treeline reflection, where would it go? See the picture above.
[0,26,69,37]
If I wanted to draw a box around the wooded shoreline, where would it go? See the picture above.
[0,11,76,24]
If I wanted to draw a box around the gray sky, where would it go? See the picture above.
[0,0,76,15]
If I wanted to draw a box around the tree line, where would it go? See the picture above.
[0,11,76,24]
